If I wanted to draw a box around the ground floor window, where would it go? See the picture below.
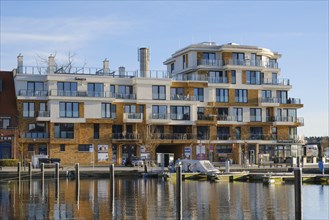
[215,145,232,162]
[122,145,136,161]
[112,145,117,163]
[78,144,91,152]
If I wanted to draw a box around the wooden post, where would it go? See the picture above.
[17,162,21,182]
[110,164,115,215]
[176,164,182,219]
[297,156,300,168]
[28,162,33,182]
[75,163,80,206]
[294,168,303,220]
[40,163,44,197]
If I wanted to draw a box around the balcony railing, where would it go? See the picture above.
[54,131,74,139]
[197,114,214,121]
[287,98,302,104]
[115,93,136,100]
[172,74,208,81]
[37,111,50,117]
[223,59,279,69]
[150,113,170,120]
[217,115,237,121]
[262,78,290,86]
[259,97,280,103]
[197,59,223,66]
[208,77,228,83]
[112,133,140,140]
[170,94,196,101]
[170,114,190,120]
[273,116,304,125]
[19,90,48,97]
[23,132,49,138]
[151,133,194,140]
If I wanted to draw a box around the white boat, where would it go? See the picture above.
[177,159,221,175]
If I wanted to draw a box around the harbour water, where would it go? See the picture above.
[0,177,328,219]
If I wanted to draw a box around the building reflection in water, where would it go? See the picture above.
[0,178,328,219]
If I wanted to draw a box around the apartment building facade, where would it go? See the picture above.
[13,43,304,165]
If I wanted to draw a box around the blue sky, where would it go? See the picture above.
[1,1,328,136]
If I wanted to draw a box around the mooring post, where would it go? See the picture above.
[17,162,21,182]
[294,168,303,220]
[176,164,182,219]
[55,163,60,180]
[297,156,300,168]
[55,163,60,200]
[40,163,44,197]
[110,164,115,215]
[28,162,32,180]
[75,163,80,187]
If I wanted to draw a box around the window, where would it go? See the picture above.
[262,90,272,102]
[250,53,262,66]
[209,71,228,83]
[217,108,228,120]
[124,105,136,113]
[250,127,263,140]
[57,82,77,96]
[217,127,230,140]
[60,102,79,118]
[232,53,245,65]
[23,102,35,117]
[235,89,248,103]
[231,70,236,84]
[101,103,116,118]
[183,54,188,69]
[250,108,262,122]
[277,90,288,104]
[203,52,216,60]
[118,85,133,99]
[170,63,175,73]
[110,85,115,96]
[27,81,44,95]
[170,106,190,120]
[194,88,204,102]
[197,107,205,120]
[0,118,10,129]
[216,89,229,102]
[289,127,297,140]
[152,85,166,100]
[88,83,104,97]
[40,102,47,112]
[28,144,34,152]
[272,73,278,84]
[78,144,91,152]
[54,123,74,139]
[197,126,210,140]
[170,88,185,100]
[268,59,278,68]
[152,105,167,119]
[233,108,243,122]
[236,127,241,140]
[246,71,263,85]
[94,124,99,139]
[60,144,65,152]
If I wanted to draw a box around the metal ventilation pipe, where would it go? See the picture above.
[119,66,126,78]
[139,48,149,78]
[17,54,23,74]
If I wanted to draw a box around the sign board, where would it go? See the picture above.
[89,144,94,152]
[185,147,191,159]
[97,144,108,162]
[196,145,206,160]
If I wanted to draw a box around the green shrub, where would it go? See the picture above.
[0,159,19,166]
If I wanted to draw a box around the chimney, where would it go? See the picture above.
[119,66,126,78]
[103,58,109,75]
[139,48,149,77]
[17,54,23,74]
[48,54,56,74]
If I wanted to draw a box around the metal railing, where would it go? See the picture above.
[170,113,190,120]
[197,59,222,66]
[112,133,140,140]
[126,113,143,119]
[262,78,290,86]
[259,97,280,103]
[223,59,279,69]
[217,115,237,121]
[170,94,196,101]
[208,77,229,83]
[150,113,170,120]
[197,114,214,121]
[151,133,194,140]
[37,111,50,117]
[19,90,48,97]
[23,132,49,138]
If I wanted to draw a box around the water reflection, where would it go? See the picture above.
[0,178,328,219]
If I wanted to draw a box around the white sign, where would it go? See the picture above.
[98,145,109,162]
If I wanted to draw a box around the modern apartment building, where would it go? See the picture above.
[0,71,18,159]
[13,43,304,165]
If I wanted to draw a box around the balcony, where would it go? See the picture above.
[170,94,196,101]
[123,113,143,123]
[262,78,290,86]
[18,90,48,97]
[208,77,228,84]
[259,97,280,106]
[170,114,190,120]
[36,111,51,121]
[223,59,279,69]
[115,93,136,100]
[151,133,194,140]
[197,114,215,121]
[112,133,140,141]
[23,132,49,139]
[197,59,222,67]
[273,116,304,126]
[54,131,74,139]
[172,74,208,81]
[217,115,240,124]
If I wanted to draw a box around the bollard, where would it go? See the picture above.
[143,159,148,173]
[110,164,115,215]
[17,162,21,182]
[294,168,303,220]
[28,162,33,182]
[297,156,300,168]
[75,163,80,206]
[41,163,45,197]
[176,164,182,219]
[55,163,60,180]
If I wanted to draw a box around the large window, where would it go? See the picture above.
[235,127,241,140]
[27,81,45,96]
[152,105,167,119]
[88,83,104,97]
[57,82,77,96]
[0,118,10,129]
[170,63,175,73]
[235,89,248,103]
[231,70,236,84]
[170,88,185,100]
[217,127,230,140]
[250,53,262,66]
[250,108,262,122]
[216,89,229,102]
[209,71,228,83]
[124,105,136,113]
[118,85,133,99]
[197,126,210,140]
[170,106,190,120]
[217,108,228,120]
[23,102,35,118]
[277,90,288,104]
[183,54,188,69]
[94,124,99,139]
[78,144,91,152]
[54,123,74,139]
[232,53,245,65]
[194,88,204,102]
[60,102,79,118]
[152,85,166,100]
[246,71,263,85]
[203,52,216,60]
[233,108,243,122]
[250,127,263,140]
[101,103,116,118]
